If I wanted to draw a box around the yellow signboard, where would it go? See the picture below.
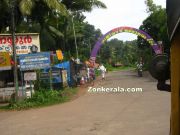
[0,52,11,70]
[56,50,63,60]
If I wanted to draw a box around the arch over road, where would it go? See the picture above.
[90,26,162,61]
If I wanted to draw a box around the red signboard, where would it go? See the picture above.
[0,33,40,55]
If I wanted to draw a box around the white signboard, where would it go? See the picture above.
[24,72,37,81]
[0,33,40,55]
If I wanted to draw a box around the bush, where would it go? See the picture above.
[7,88,77,110]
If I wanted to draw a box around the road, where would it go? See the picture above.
[0,70,170,135]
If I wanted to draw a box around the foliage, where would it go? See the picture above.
[0,0,106,60]
[134,0,170,71]
[19,0,68,16]
[145,0,161,13]
[62,0,107,12]
[6,88,78,110]
[98,39,139,66]
[138,0,170,55]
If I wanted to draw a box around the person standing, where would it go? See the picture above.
[98,64,106,80]
[136,62,143,77]
[86,66,90,82]
[89,67,95,85]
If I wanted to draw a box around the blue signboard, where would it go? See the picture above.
[19,52,51,71]
[40,70,62,83]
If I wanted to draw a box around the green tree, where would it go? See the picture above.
[98,39,138,66]
[0,0,106,61]
[58,0,106,58]
[145,0,161,13]
[19,0,68,16]
[0,0,10,32]
[62,0,106,12]
[138,0,170,55]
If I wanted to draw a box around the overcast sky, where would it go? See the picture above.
[83,0,166,41]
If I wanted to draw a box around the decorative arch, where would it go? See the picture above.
[90,26,162,61]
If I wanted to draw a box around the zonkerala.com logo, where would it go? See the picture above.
[88,86,143,93]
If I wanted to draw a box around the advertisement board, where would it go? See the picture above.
[40,70,62,83]
[19,52,51,71]
[24,72,37,81]
[62,70,68,86]
[0,52,11,70]
[56,50,63,60]
[0,33,40,55]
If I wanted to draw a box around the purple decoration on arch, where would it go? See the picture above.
[90,26,161,61]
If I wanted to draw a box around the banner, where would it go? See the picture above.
[19,52,51,71]
[62,70,68,87]
[56,50,63,60]
[0,52,11,70]
[0,33,40,55]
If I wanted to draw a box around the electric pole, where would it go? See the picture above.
[11,0,19,101]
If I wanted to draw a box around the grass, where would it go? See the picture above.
[0,66,135,111]
[0,87,78,111]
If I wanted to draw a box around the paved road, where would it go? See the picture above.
[0,70,170,135]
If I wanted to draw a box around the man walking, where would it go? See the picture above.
[98,64,106,80]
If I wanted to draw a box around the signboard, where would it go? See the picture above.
[0,33,40,55]
[40,70,62,83]
[52,70,62,83]
[62,70,68,86]
[40,72,49,80]
[0,52,11,70]
[19,52,51,71]
[24,72,37,81]
[56,50,63,60]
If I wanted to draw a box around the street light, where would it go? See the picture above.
[11,0,19,100]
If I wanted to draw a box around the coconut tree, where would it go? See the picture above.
[59,0,106,57]
[62,0,106,11]
[18,0,68,16]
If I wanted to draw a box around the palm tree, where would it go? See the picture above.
[18,0,68,16]
[16,0,69,51]
[62,0,106,11]
[59,0,106,56]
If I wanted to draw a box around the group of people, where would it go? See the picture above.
[70,57,107,86]
[76,63,107,86]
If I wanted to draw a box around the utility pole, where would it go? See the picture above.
[11,0,19,101]
[71,16,79,60]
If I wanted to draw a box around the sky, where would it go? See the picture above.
[83,0,166,41]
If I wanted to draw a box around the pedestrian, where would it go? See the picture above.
[98,64,106,80]
[89,67,95,85]
[76,72,81,86]
[86,66,90,82]
[136,61,143,77]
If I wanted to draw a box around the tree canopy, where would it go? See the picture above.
[138,0,170,55]
[0,0,106,60]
